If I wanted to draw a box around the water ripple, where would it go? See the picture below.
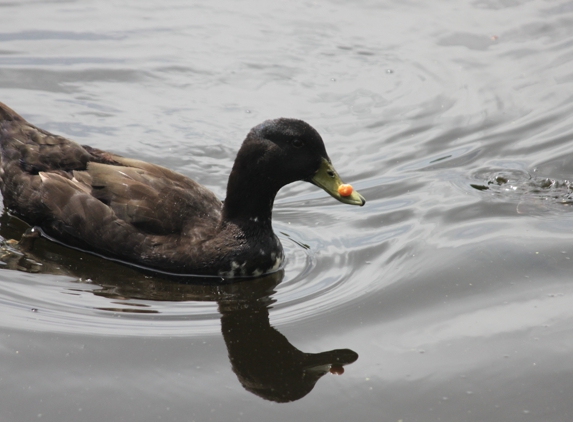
[0,215,374,336]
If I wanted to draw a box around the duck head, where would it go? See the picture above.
[228,118,365,208]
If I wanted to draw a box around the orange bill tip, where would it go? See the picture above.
[338,184,353,197]
[330,365,345,375]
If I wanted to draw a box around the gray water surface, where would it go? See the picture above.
[1,0,573,421]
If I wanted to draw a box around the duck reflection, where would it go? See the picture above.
[0,211,358,403]
[218,280,358,402]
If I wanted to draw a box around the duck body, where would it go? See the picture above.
[0,102,364,278]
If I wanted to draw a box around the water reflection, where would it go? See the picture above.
[218,281,358,402]
[0,210,358,402]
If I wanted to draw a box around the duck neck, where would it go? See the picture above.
[221,168,278,233]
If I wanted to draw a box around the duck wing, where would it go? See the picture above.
[81,159,222,236]
[0,102,222,263]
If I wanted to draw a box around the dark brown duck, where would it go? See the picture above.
[0,102,364,278]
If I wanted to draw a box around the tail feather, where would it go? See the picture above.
[0,102,26,123]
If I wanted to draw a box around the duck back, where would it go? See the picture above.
[0,102,227,275]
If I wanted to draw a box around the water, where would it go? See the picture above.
[1,0,573,420]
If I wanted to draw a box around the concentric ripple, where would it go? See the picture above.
[466,166,573,214]
[0,216,369,336]
[0,202,392,337]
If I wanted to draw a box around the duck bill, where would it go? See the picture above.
[310,158,366,206]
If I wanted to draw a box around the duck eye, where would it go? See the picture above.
[291,138,304,148]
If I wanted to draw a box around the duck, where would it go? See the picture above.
[0,102,365,278]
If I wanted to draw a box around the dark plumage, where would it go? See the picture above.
[0,102,365,278]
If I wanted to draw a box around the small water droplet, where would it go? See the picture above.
[385,69,394,74]
[245,110,251,113]
[31,308,38,313]
[330,78,336,81]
